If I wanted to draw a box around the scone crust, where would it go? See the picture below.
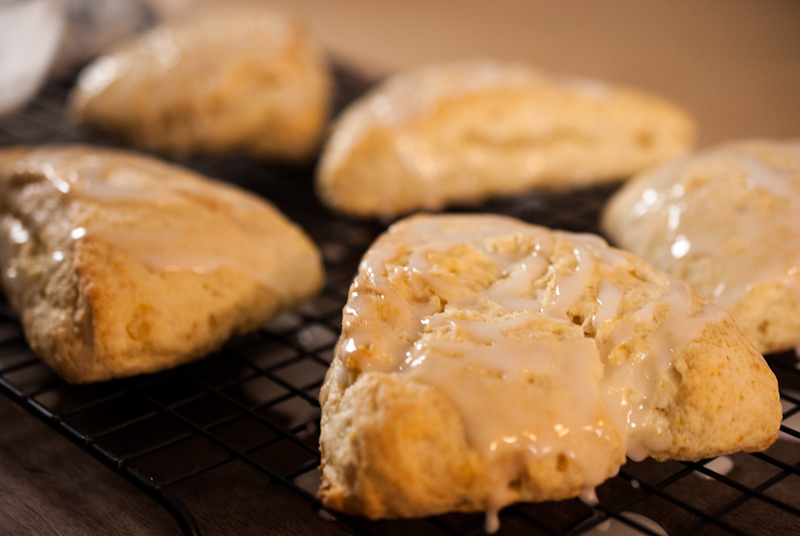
[317,60,696,217]
[318,214,781,519]
[69,7,331,162]
[0,145,324,383]
[601,139,800,354]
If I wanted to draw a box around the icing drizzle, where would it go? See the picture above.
[338,214,728,524]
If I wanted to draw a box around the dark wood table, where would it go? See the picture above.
[0,394,354,535]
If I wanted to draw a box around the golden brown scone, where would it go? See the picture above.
[69,7,331,162]
[318,214,780,525]
[0,145,324,383]
[602,140,800,354]
[316,60,696,218]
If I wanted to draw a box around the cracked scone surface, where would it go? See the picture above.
[318,214,781,520]
[602,140,800,354]
[316,60,696,217]
[0,145,323,383]
[70,7,330,162]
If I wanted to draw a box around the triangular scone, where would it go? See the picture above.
[602,139,800,354]
[69,7,330,162]
[0,146,323,383]
[318,214,780,522]
[316,60,696,218]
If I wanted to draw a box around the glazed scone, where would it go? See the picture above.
[316,60,696,217]
[69,7,331,162]
[0,145,324,383]
[602,140,800,354]
[318,214,780,526]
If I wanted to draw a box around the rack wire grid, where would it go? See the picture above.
[0,68,799,536]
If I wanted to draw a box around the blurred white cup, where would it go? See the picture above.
[0,0,64,117]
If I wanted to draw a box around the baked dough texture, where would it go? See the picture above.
[602,140,800,354]
[318,214,780,522]
[69,7,331,162]
[316,60,696,217]
[0,145,324,383]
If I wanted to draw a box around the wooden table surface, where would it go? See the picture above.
[0,394,351,536]
[1,1,799,534]
[0,396,180,535]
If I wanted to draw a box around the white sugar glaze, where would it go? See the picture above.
[582,512,667,536]
[617,140,800,309]
[339,214,729,524]
[5,152,289,301]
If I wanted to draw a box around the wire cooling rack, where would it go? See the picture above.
[1,68,799,536]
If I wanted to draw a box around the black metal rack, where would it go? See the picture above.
[0,70,799,536]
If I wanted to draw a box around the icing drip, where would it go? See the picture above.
[580,487,600,506]
[583,512,668,536]
[484,509,501,534]
[694,455,734,480]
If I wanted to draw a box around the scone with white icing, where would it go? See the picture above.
[70,7,330,162]
[602,140,800,354]
[318,214,780,525]
[316,60,696,218]
[0,145,323,383]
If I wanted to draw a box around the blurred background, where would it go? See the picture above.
[261,0,800,148]
[3,0,799,146]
